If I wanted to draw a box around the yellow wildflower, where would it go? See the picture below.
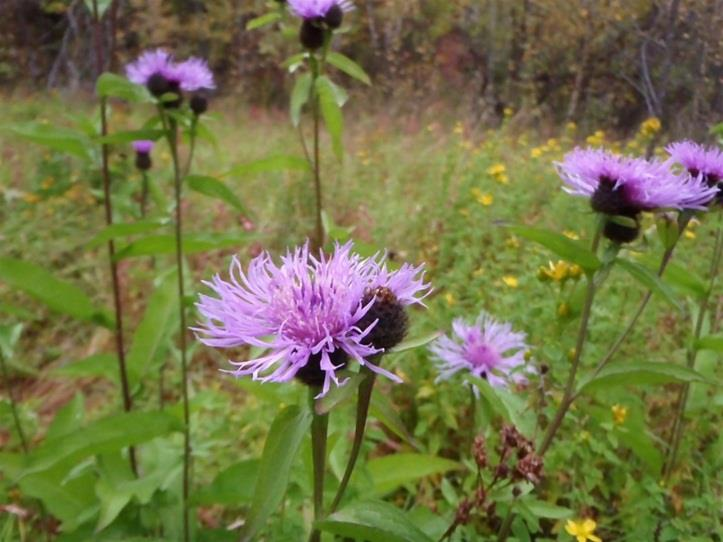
[684,230,696,240]
[566,121,577,133]
[486,163,507,177]
[586,130,605,147]
[506,236,520,249]
[503,107,514,117]
[565,518,602,542]
[502,276,519,288]
[40,177,55,190]
[557,302,570,317]
[23,193,40,204]
[472,267,485,278]
[531,147,544,158]
[611,404,628,425]
[640,117,662,137]
[563,230,580,240]
[445,292,457,306]
[476,193,494,206]
[495,173,510,185]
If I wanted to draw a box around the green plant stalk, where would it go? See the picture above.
[161,108,191,542]
[0,348,28,454]
[308,388,329,542]
[537,225,603,456]
[140,171,150,218]
[92,0,138,477]
[663,221,722,482]
[329,368,377,513]
[183,115,198,178]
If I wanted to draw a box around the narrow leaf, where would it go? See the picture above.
[10,123,91,160]
[187,175,248,215]
[246,11,281,30]
[240,405,312,542]
[96,72,152,102]
[316,76,344,161]
[115,232,253,259]
[193,459,259,506]
[696,334,723,352]
[507,226,601,272]
[389,332,442,354]
[52,353,118,381]
[0,258,113,328]
[577,362,706,394]
[96,129,164,145]
[290,73,313,127]
[327,52,372,85]
[370,393,422,450]
[367,454,460,495]
[88,220,165,249]
[616,258,681,311]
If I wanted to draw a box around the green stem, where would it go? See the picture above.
[663,221,722,482]
[140,171,149,218]
[329,369,376,513]
[161,108,191,542]
[310,59,323,250]
[183,116,198,178]
[537,225,603,456]
[92,0,137,478]
[308,388,329,542]
[0,348,28,454]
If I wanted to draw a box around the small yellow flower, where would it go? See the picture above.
[23,193,41,204]
[565,518,602,542]
[586,130,605,147]
[503,107,514,117]
[557,302,571,317]
[486,163,507,177]
[506,236,520,249]
[611,404,628,425]
[502,276,519,288]
[459,208,470,217]
[639,117,662,137]
[684,230,696,240]
[472,267,485,278]
[476,193,494,206]
[495,173,510,185]
[563,230,580,240]
[530,147,544,158]
[445,292,457,306]
[566,121,577,133]
[578,430,591,442]
[40,177,55,190]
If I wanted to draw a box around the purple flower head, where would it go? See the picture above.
[288,0,354,20]
[194,242,429,397]
[667,140,723,205]
[170,57,216,92]
[132,140,154,154]
[557,148,715,213]
[125,49,175,87]
[430,312,531,389]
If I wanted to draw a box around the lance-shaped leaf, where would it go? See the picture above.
[246,11,282,30]
[327,52,372,85]
[96,129,164,145]
[115,232,254,259]
[0,258,113,328]
[9,123,92,161]
[290,73,313,127]
[577,362,706,394]
[507,226,601,272]
[316,76,345,161]
[187,175,249,215]
[88,220,165,249]
[366,453,461,495]
[615,258,681,311]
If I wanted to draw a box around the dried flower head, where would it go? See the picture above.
[431,312,530,388]
[195,242,428,397]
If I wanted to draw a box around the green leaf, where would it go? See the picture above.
[327,52,372,85]
[472,378,533,434]
[45,393,85,441]
[0,302,34,320]
[9,123,91,160]
[20,411,183,478]
[187,175,248,215]
[52,353,118,381]
[225,155,310,177]
[316,76,344,161]
[96,73,151,103]
[193,459,259,506]
[88,220,165,249]
[577,362,706,394]
[615,258,681,311]
[246,11,282,30]
[85,0,113,18]
[96,129,164,145]
[389,332,442,354]
[662,261,707,299]
[290,73,313,127]
[520,499,573,519]
[0,323,23,359]
[507,226,601,272]
[616,426,663,474]
[370,393,422,450]
[115,232,252,259]
[0,258,113,328]
[240,405,312,542]
[126,272,179,387]
[366,454,460,495]
[315,372,365,415]
[696,334,723,352]
[316,500,434,542]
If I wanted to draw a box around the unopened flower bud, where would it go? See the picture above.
[324,4,344,28]
[190,94,208,115]
[300,20,325,50]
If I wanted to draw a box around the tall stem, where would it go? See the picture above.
[663,221,722,482]
[140,171,149,218]
[0,348,28,454]
[329,369,376,513]
[183,116,198,178]
[311,60,324,250]
[308,389,329,542]
[92,0,137,477]
[163,110,191,542]
[537,226,602,456]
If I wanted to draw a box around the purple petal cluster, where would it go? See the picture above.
[132,140,154,154]
[195,242,429,397]
[430,312,530,388]
[125,48,215,92]
[288,0,354,19]
[556,147,716,212]
[667,141,723,205]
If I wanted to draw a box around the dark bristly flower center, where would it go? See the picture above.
[590,177,642,243]
[135,152,152,171]
[147,72,170,97]
[190,94,208,115]
[324,4,344,28]
[357,286,408,351]
[299,19,326,50]
[602,216,640,243]
[689,168,722,204]
[295,348,349,387]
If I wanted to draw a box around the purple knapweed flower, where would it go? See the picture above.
[667,140,723,205]
[194,242,429,397]
[170,57,216,92]
[288,0,354,20]
[125,49,175,88]
[556,148,717,242]
[430,312,530,389]
[132,140,154,154]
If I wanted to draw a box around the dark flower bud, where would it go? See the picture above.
[300,20,325,50]
[603,216,640,244]
[475,487,487,507]
[515,453,544,485]
[357,286,408,351]
[512,486,522,498]
[473,435,488,469]
[190,94,208,116]
[324,4,344,28]
[495,464,509,479]
[455,499,473,526]
[135,152,152,171]
[540,363,549,375]
[147,72,170,98]
[295,349,348,388]
[162,80,183,109]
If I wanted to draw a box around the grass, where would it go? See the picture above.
[0,93,720,540]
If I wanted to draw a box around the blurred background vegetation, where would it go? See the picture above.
[1,0,721,138]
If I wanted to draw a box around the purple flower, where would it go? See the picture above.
[557,148,716,213]
[667,140,723,204]
[288,0,354,20]
[170,57,216,92]
[194,242,429,397]
[132,140,154,154]
[430,312,530,388]
[125,49,175,87]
